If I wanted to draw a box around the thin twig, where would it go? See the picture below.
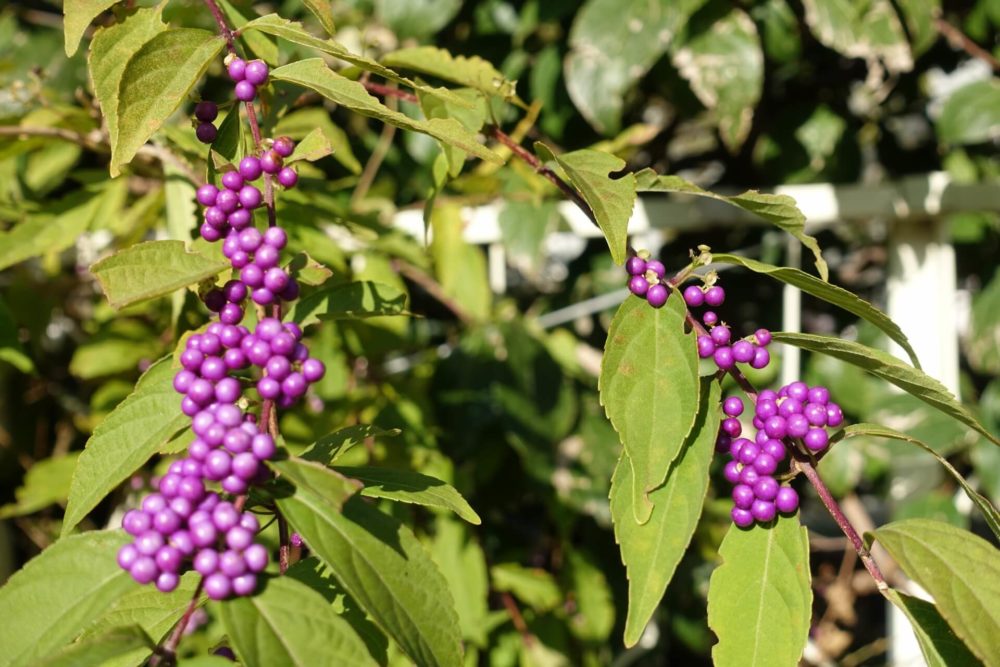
[935,17,1000,71]
[352,94,398,204]
[277,512,290,574]
[362,80,418,104]
[500,592,533,646]
[149,579,204,667]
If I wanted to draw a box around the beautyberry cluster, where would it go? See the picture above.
[683,284,773,373]
[717,381,844,528]
[625,255,670,308]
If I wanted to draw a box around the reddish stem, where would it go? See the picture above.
[148,579,205,667]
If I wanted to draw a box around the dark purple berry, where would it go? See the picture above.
[195,101,218,122]
[272,136,295,157]
[803,428,829,451]
[721,417,742,437]
[196,122,217,144]
[750,347,770,370]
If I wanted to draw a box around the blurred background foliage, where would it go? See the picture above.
[0,0,998,664]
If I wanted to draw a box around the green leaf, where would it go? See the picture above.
[208,104,244,167]
[937,79,1000,146]
[383,46,519,102]
[895,0,941,55]
[0,453,80,519]
[490,564,562,612]
[286,127,333,164]
[635,170,828,280]
[610,378,720,646]
[36,626,152,667]
[673,5,763,149]
[707,518,812,667]
[0,531,138,667]
[302,0,336,35]
[430,204,492,321]
[600,294,700,524]
[221,575,377,667]
[333,465,481,525]
[301,425,402,464]
[564,0,703,134]
[886,590,983,667]
[711,254,919,367]
[771,332,1000,447]
[375,0,462,40]
[801,0,912,72]
[872,519,1000,665]
[549,148,636,265]
[270,457,363,511]
[88,5,168,153]
[91,241,230,309]
[427,518,491,647]
[275,108,361,174]
[835,423,1000,540]
[82,572,202,667]
[285,281,409,328]
[274,460,464,667]
[968,267,1000,375]
[218,0,277,65]
[111,29,225,176]
[0,196,103,271]
[0,295,34,373]
[242,16,470,107]
[563,550,615,643]
[269,59,502,164]
[64,0,119,56]
[63,357,187,535]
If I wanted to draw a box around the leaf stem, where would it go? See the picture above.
[935,16,1000,71]
[148,578,204,667]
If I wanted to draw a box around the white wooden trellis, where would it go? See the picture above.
[392,171,1000,666]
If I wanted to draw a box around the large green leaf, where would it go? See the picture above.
[36,626,152,667]
[383,46,518,102]
[672,6,763,149]
[895,0,941,55]
[430,205,492,321]
[707,519,812,667]
[0,195,105,271]
[712,254,919,366]
[88,5,167,153]
[611,379,719,646]
[550,148,636,266]
[300,424,401,465]
[801,0,912,72]
[82,572,202,667]
[242,15,467,107]
[111,29,225,175]
[772,332,1000,447]
[937,79,1000,146]
[90,241,230,309]
[600,294,700,524]
[270,59,502,164]
[63,0,119,56]
[63,357,187,535]
[274,459,464,667]
[490,564,562,612]
[635,170,828,280]
[302,0,335,35]
[333,466,481,525]
[0,531,138,667]
[285,281,409,328]
[886,590,982,667]
[427,518,491,648]
[872,519,1000,665]
[835,423,1000,540]
[374,0,463,40]
[564,0,704,134]
[221,575,377,667]
[0,453,79,519]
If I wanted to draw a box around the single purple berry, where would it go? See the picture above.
[260,149,283,174]
[786,381,809,402]
[272,136,295,157]
[221,171,244,191]
[729,438,751,460]
[290,532,304,548]
[204,573,232,600]
[239,155,263,181]
[226,524,255,551]
[243,543,268,572]
[750,347,770,370]
[265,355,291,380]
[778,398,803,418]
[195,101,218,122]
[204,206,227,227]
[263,226,287,249]
[219,303,244,325]
[713,346,735,370]
[775,487,800,514]
[751,499,776,523]
[803,428,829,451]
[732,484,755,509]
[277,167,298,188]
[197,183,219,206]
[826,403,844,427]
[786,413,810,438]
[723,461,742,484]
[263,267,289,293]
[753,476,779,501]
[731,507,754,528]
[755,328,772,346]
[123,510,151,536]
[737,441,760,465]
[626,256,647,276]
[218,550,244,578]
[234,80,256,102]
[721,417,742,437]
[252,433,276,460]
[628,275,649,297]
[282,372,307,399]
[203,289,226,313]
[683,285,704,307]
[704,285,725,307]
[702,310,718,326]
[722,396,743,417]
[196,122,217,144]
[117,544,140,570]
[697,336,715,358]
[762,439,786,461]
[645,260,666,278]
[244,60,269,86]
[710,325,731,346]
[646,284,668,308]
[130,557,158,584]
[732,340,754,363]
[227,57,247,82]
[753,453,777,476]
[764,415,787,439]
[807,386,830,405]
[232,573,258,597]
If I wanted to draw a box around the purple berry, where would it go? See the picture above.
[737,441,760,465]
[239,156,263,181]
[282,372,307,399]
[263,226,287,249]
[723,461,741,484]
[731,507,754,528]
[723,397,744,418]
[241,264,264,288]
[302,358,325,383]
[786,381,809,402]
[710,325,731,346]
[117,544,140,570]
[197,184,219,206]
[123,510,151,536]
[227,57,247,82]
[753,453,777,475]
[239,185,262,209]
[750,347,770,370]
[713,346,734,370]
[803,428,829,451]
[826,404,844,427]
[243,544,268,572]
[645,260,666,278]
[130,557,158,584]
[277,167,298,188]
[786,413,810,438]
[775,487,800,514]
[753,476,779,501]
[646,284,668,308]
[697,336,715,358]
[244,60,269,86]
[628,275,649,297]
[751,499,776,523]
[228,208,251,230]
[221,171,244,191]
[702,311,718,326]
[732,340,754,363]
[732,484,755,509]
[263,267,289,293]
[778,398,803,418]
[807,386,830,405]
[235,80,256,102]
[196,122,217,144]
[762,439,786,461]
[219,303,244,325]
[682,285,704,307]
[204,573,232,600]
[251,433,276,459]
[721,417,742,437]
[763,415,787,439]
[626,256,647,276]
[195,101,218,122]
[755,328,772,346]
[272,136,295,157]
[260,150,283,174]
[704,285,725,307]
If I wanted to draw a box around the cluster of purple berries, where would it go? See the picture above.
[717,381,844,528]
[625,255,670,308]
[682,284,773,373]
[116,461,268,598]
[228,56,269,103]
[241,317,326,408]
